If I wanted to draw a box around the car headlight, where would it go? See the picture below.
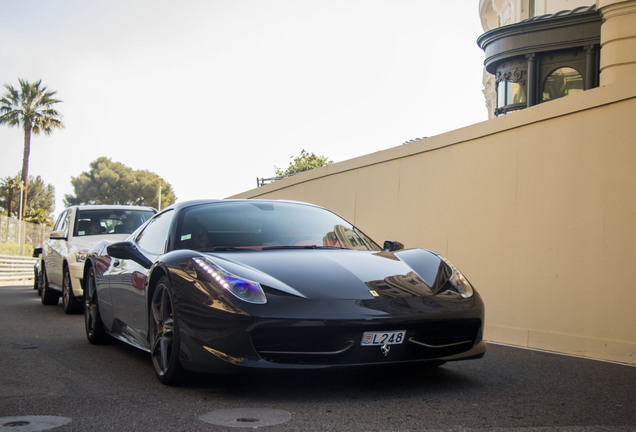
[75,249,89,263]
[193,257,267,304]
[440,256,474,298]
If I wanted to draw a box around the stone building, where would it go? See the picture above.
[477,1,633,118]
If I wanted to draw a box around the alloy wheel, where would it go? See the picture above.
[62,269,71,310]
[62,267,82,314]
[84,267,108,344]
[150,281,176,378]
[85,270,98,338]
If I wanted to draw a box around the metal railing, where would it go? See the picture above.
[0,254,36,281]
[256,171,307,187]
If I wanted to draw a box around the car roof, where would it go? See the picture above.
[160,199,321,213]
[65,204,157,211]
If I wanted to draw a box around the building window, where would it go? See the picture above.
[478,6,600,118]
[541,67,584,102]
[498,80,527,107]
[495,59,527,116]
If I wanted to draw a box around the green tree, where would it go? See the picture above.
[274,149,333,177]
[64,157,176,209]
[23,208,52,225]
[24,175,55,216]
[0,174,55,218]
[0,79,64,217]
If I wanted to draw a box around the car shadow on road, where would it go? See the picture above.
[104,334,485,402]
[181,361,484,402]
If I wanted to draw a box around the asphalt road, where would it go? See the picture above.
[1,282,635,432]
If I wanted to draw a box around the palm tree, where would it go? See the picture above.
[0,176,20,217]
[0,79,63,218]
[24,208,52,225]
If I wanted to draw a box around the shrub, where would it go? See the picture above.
[0,242,34,257]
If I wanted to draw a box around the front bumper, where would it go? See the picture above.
[68,261,85,298]
[176,291,486,374]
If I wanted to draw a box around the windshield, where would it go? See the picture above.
[74,208,156,237]
[175,201,381,252]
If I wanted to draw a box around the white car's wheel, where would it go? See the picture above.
[62,267,82,314]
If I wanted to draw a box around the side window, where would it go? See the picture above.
[53,211,66,231]
[55,210,72,236]
[136,210,174,255]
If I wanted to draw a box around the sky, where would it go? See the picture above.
[1,0,488,216]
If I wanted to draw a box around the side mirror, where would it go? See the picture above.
[32,247,42,258]
[49,230,66,240]
[383,240,404,252]
[107,241,152,269]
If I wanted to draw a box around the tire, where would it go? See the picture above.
[84,267,109,344]
[40,266,60,306]
[149,276,184,385]
[62,266,83,314]
[36,266,45,297]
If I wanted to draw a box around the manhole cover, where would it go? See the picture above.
[200,408,291,428]
[0,416,71,432]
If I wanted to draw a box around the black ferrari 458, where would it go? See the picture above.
[83,199,485,384]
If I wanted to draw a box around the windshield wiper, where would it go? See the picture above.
[199,246,256,252]
[262,245,348,250]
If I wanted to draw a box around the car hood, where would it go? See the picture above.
[69,234,129,250]
[204,248,447,300]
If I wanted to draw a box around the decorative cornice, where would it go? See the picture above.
[495,59,527,84]
[477,7,601,74]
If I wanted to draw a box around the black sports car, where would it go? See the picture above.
[83,199,485,384]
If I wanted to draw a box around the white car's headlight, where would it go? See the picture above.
[75,249,89,263]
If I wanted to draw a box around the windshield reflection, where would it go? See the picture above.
[174,201,381,252]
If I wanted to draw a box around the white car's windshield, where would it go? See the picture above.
[75,209,155,236]
[175,201,381,252]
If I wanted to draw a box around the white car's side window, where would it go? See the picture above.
[53,210,71,237]
[60,211,72,237]
[53,210,66,231]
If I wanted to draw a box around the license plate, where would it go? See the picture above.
[361,330,406,346]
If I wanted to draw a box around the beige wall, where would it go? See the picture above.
[232,77,636,365]
[598,0,636,85]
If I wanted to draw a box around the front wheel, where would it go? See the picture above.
[84,267,109,344]
[149,276,184,385]
[62,267,83,314]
